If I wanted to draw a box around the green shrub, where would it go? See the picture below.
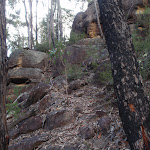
[93,63,112,85]
[6,102,21,118]
[66,64,85,81]
[35,42,49,53]
[6,86,23,118]
[13,86,23,97]
[132,8,150,80]
[68,32,86,45]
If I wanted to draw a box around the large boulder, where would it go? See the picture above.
[9,135,48,150]
[72,0,150,36]
[8,49,49,84]
[23,83,51,108]
[8,49,48,70]
[72,1,99,38]
[44,110,75,130]
[8,67,44,84]
[9,116,43,139]
[64,45,87,64]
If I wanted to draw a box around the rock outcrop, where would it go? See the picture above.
[72,0,150,37]
[8,49,48,84]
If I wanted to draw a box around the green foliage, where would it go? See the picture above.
[87,44,100,59]
[132,8,150,80]
[93,63,112,85]
[66,64,84,81]
[13,86,23,97]
[68,32,86,45]
[39,18,48,44]
[6,102,21,118]
[8,0,20,9]
[35,42,49,53]
[6,86,23,118]
[49,40,66,61]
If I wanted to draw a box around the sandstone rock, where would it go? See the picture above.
[14,92,29,104]
[9,128,20,140]
[9,116,42,140]
[72,1,98,37]
[23,83,50,108]
[8,67,44,84]
[78,126,95,140]
[72,0,150,36]
[19,116,42,134]
[38,94,51,113]
[8,108,36,130]
[8,49,48,70]
[9,135,48,150]
[44,110,75,130]
[64,45,87,64]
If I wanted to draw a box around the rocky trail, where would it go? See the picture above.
[8,75,133,150]
[6,35,150,150]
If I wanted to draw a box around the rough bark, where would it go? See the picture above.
[0,0,8,149]
[98,0,150,149]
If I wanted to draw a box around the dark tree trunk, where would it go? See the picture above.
[0,0,8,149]
[97,0,150,149]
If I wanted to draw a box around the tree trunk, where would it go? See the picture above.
[29,0,33,49]
[94,0,104,39]
[0,0,8,149]
[49,0,55,48]
[35,0,38,45]
[23,0,30,48]
[97,0,150,149]
[57,0,63,40]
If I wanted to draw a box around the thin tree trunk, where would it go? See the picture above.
[98,0,150,149]
[29,0,33,49]
[57,0,63,40]
[35,0,38,45]
[0,0,8,149]
[94,0,104,39]
[23,0,29,48]
[47,0,50,42]
[49,0,55,48]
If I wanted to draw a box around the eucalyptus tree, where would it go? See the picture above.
[22,0,34,49]
[98,0,150,149]
[56,0,63,41]
[0,0,9,149]
[22,0,30,47]
[35,0,38,44]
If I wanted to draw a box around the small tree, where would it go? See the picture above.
[98,0,150,149]
[0,0,9,149]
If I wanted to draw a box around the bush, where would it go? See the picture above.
[6,101,21,118]
[132,8,150,80]
[35,42,49,53]
[6,86,23,118]
[93,63,112,85]
[68,32,86,45]
[66,64,84,81]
